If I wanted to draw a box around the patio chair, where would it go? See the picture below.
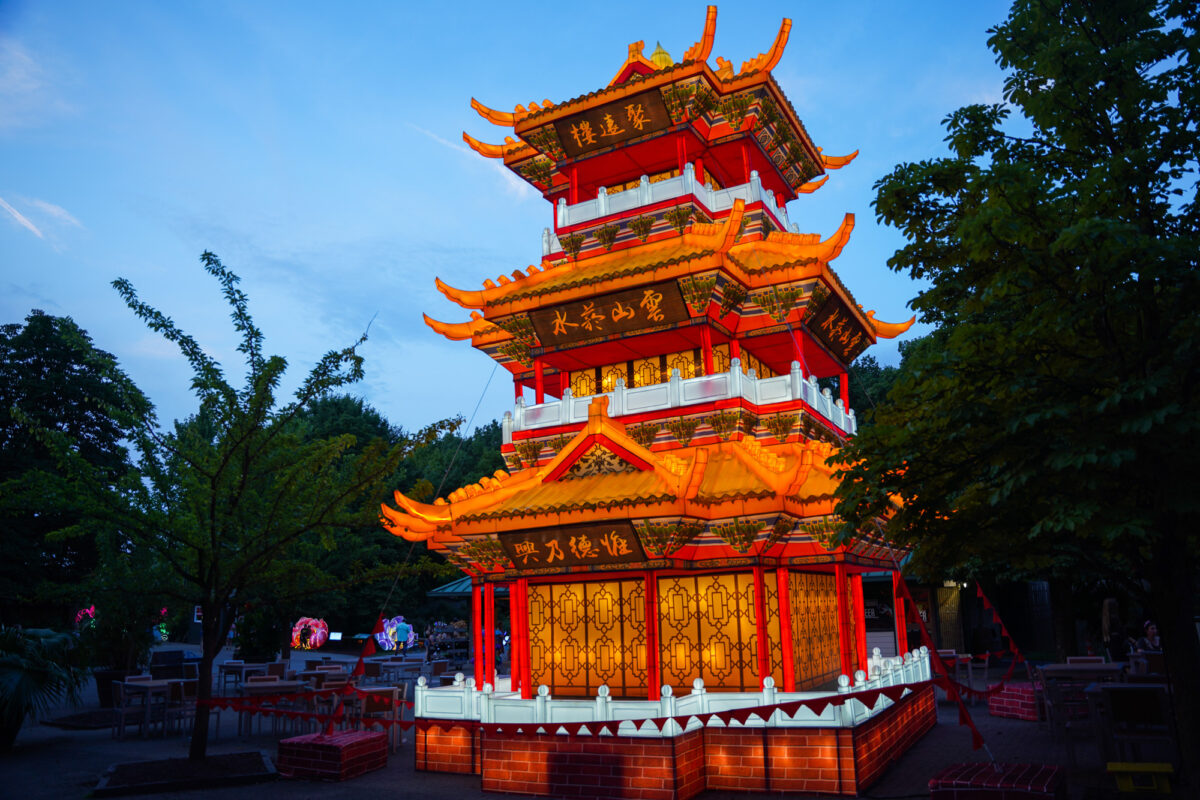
[356,684,408,752]
[266,661,289,679]
[165,679,220,739]
[220,659,243,694]
[111,682,146,740]
[1043,676,1095,768]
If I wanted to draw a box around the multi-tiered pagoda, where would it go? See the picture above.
[384,9,931,797]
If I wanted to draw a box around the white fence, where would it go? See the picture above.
[414,647,930,737]
[543,164,798,255]
[503,358,855,444]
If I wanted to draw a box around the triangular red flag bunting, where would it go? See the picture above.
[673,716,692,729]
[727,708,754,725]
[806,697,831,716]
[881,686,907,702]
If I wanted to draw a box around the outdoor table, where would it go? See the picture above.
[1041,662,1126,682]
[121,679,184,736]
[217,661,268,692]
[238,679,306,736]
[936,650,976,703]
[295,668,346,689]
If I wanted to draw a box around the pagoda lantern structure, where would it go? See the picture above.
[384,8,932,796]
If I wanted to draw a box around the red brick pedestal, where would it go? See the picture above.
[987,683,1040,722]
[276,730,387,780]
[930,763,1064,800]
[417,684,936,799]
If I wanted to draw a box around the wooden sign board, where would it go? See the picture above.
[529,281,688,346]
[805,295,871,364]
[499,522,646,570]
[554,89,672,158]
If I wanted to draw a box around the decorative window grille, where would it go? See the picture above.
[789,572,840,689]
[570,369,597,397]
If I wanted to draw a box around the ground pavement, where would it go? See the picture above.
[5,653,1114,799]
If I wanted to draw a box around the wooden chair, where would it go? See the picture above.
[165,679,220,738]
[1044,676,1095,767]
[266,661,289,679]
[111,682,145,740]
[220,660,243,694]
[1102,684,1176,764]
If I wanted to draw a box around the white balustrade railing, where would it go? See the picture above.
[502,358,855,444]
[542,164,799,255]
[413,647,930,737]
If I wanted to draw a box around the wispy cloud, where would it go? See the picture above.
[0,195,44,238]
[0,37,71,129]
[26,198,83,228]
[406,122,535,199]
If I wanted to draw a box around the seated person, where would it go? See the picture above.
[1134,620,1161,652]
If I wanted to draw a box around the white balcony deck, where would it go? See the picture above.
[414,647,931,736]
[502,358,856,443]
[542,164,798,256]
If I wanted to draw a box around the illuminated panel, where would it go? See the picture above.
[764,574,784,685]
[846,576,859,675]
[789,572,840,689]
[658,573,761,694]
[527,579,646,698]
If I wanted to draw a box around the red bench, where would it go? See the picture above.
[930,762,1064,800]
[277,730,387,781]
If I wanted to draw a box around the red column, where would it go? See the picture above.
[484,583,496,688]
[472,580,484,687]
[730,337,741,361]
[508,582,521,694]
[700,326,714,375]
[569,165,579,205]
[834,563,854,679]
[644,572,660,701]
[559,370,569,399]
[514,378,522,404]
[752,567,770,688]
[792,331,803,364]
[519,578,532,699]
[695,157,705,189]
[534,358,545,404]
[839,371,849,409]
[852,573,868,671]
[776,567,796,691]
[741,142,751,183]
[893,571,909,655]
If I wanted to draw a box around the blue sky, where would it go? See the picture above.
[1,2,1011,434]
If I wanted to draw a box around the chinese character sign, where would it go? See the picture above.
[499,522,646,570]
[805,294,871,364]
[553,89,672,158]
[530,281,688,346]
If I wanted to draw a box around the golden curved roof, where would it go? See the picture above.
[380,396,849,544]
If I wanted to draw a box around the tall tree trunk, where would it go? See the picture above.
[1049,577,1075,662]
[188,606,224,760]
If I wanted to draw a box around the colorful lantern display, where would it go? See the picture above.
[291,617,329,650]
[374,615,414,650]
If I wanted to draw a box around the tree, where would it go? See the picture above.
[0,311,152,626]
[831,0,1198,779]
[38,252,456,759]
[0,626,86,752]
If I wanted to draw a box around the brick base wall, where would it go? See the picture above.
[481,729,703,800]
[276,730,387,781]
[414,721,482,774]
[418,686,935,798]
[988,683,1040,722]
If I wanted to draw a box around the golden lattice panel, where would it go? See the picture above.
[789,571,840,689]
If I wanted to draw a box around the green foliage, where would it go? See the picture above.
[0,627,86,752]
[0,311,152,626]
[829,0,1200,779]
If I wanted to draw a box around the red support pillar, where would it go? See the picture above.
[839,371,849,410]
[472,580,484,687]
[514,377,522,404]
[700,326,714,375]
[730,337,741,362]
[644,571,660,701]
[741,142,751,183]
[695,157,705,189]
[569,165,579,205]
[893,571,909,656]
[484,583,496,688]
[534,358,545,404]
[852,573,868,671]
[792,331,803,365]
[776,567,796,691]
[753,567,770,688]
[834,563,854,680]
[519,578,532,699]
[559,370,569,399]
[508,582,521,694]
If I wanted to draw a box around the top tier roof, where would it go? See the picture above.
[462,6,854,202]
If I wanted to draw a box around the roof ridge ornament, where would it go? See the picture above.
[681,6,718,64]
[738,18,792,76]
